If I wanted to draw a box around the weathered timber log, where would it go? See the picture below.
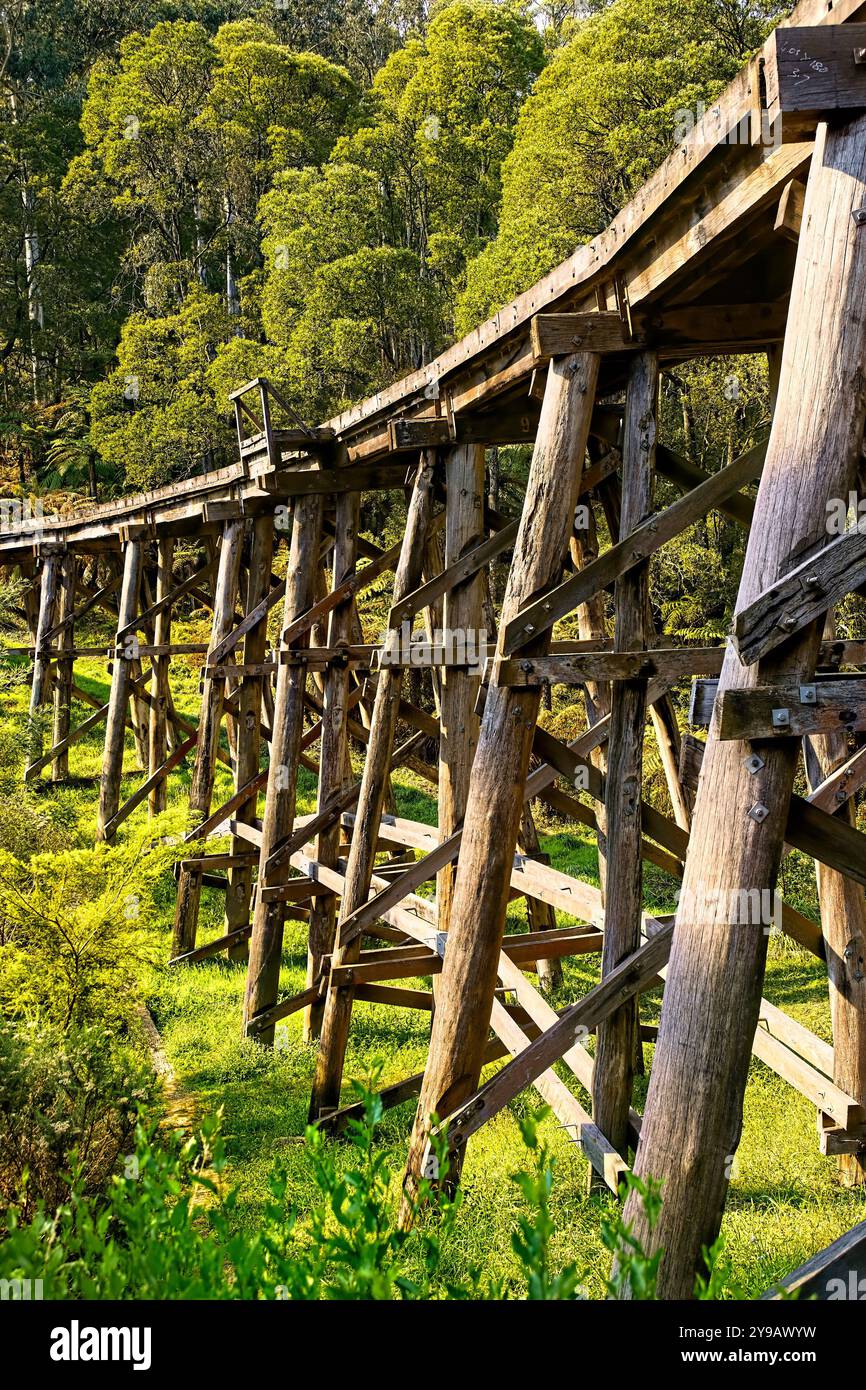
[309,454,436,1115]
[243,495,323,1042]
[594,350,658,1161]
[571,487,612,920]
[623,114,866,1299]
[25,552,61,775]
[518,806,563,992]
[492,646,723,687]
[761,25,866,134]
[402,349,600,1211]
[437,444,486,938]
[717,677,866,739]
[426,923,674,1170]
[96,541,143,840]
[51,552,75,783]
[531,311,635,358]
[147,538,174,817]
[305,492,359,1040]
[225,515,275,960]
[733,524,866,666]
[171,521,244,956]
[806,621,866,1185]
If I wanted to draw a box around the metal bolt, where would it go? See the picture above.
[856,46,866,64]
[779,614,798,631]
[853,208,866,226]
[799,684,817,704]
[748,802,770,823]
[743,753,765,774]
[771,707,791,728]
[524,623,535,633]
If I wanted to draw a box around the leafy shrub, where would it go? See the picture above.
[0,1082,472,1299]
[0,1020,155,1224]
[0,821,183,1030]
[0,710,74,860]
[0,1082,752,1300]
[602,1171,664,1299]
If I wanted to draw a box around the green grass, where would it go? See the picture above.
[2,609,865,1297]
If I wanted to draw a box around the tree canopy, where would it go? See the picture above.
[0,0,790,533]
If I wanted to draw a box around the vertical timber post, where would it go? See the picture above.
[437,444,485,935]
[224,514,275,960]
[519,806,563,992]
[807,619,866,1187]
[148,537,174,817]
[26,550,60,776]
[243,495,323,1042]
[305,492,359,1040]
[51,551,75,782]
[623,114,866,1297]
[309,453,437,1116]
[97,539,143,840]
[593,351,657,1161]
[172,520,244,956]
[572,499,611,894]
[403,349,600,1206]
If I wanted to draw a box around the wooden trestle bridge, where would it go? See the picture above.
[6,0,866,1298]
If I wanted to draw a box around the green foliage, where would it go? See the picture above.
[602,1171,664,1299]
[0,1019,155,1223]
[510,1108,585,1299]
[0,0,172,441]
[0,820,184,1030]
[88,285,238,487]
[0,1089,587,1299]
[267,0,429,85]
[695,1235,742,1299]
[457,0,785,332]
[260,0,544,416]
